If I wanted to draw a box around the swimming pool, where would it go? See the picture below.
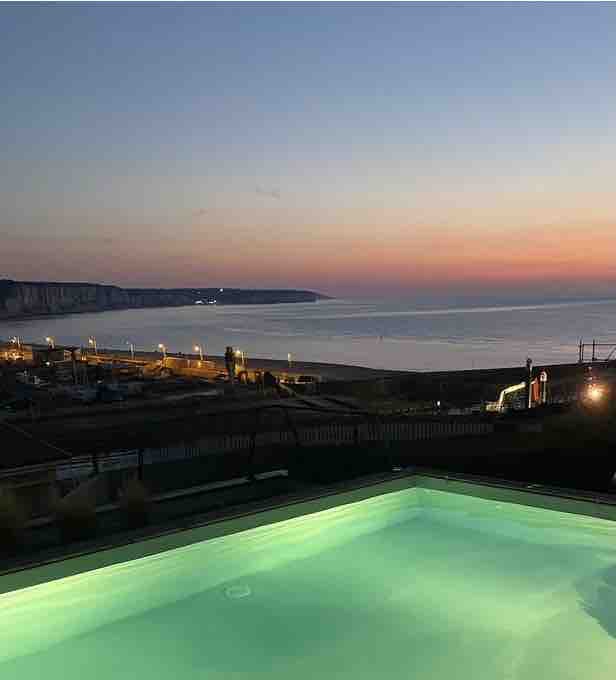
[2,475,616,679]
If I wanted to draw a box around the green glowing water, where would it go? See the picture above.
[2,488,616,679]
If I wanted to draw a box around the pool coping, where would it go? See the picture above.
[2,468,616,594]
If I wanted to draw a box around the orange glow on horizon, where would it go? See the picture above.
[2,217,616,296]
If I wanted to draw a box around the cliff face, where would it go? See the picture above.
[0,280,327,319]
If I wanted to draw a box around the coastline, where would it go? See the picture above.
[0,279,329,321]
[79,347,408,380]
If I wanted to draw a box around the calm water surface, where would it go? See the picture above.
[4,298,616,371]
[2,488,616,679]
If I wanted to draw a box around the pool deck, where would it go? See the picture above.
[3,468,616,594]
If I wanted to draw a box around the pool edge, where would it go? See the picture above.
[2,469,616,594]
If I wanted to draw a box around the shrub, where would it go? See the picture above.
[119,477,151,529]
[0,487,26,554]
[55,486,98,543]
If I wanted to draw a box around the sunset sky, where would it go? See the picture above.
[2,2,616,300]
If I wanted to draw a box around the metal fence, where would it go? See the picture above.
[54,419,493,479]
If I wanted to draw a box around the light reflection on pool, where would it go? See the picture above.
[1,483,616,679]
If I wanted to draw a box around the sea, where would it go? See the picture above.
[3,298,616,372]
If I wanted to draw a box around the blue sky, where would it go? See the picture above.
[2,2,616,297]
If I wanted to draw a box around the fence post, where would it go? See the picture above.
[248,409,261,481]
[282,406,301,448]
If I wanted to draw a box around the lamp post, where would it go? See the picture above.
[45,336,55,349]
[287,352,292,369]
[158,343,167,366]
[526,357,533,410]
[126,341,135,360]
[10,336,22,360]
[194,344,204,361]
[88,336,97,355]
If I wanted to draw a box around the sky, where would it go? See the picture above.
[1,1,616,301]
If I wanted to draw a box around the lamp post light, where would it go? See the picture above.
[287,352,292,369]
[194,344,204,362]
[88,336,97,355]
[45,336,55,349]
[9,336,22,360]
[158,343,167,366]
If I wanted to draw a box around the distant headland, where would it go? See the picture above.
[0,280,330,320]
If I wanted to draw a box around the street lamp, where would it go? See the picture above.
[9,336,22,360]
[45,336,55,349]
[126,340,135,360]
[158,343,167,365]
[88,336,97,354]
[287,352,292,369]
[194,344,204,361]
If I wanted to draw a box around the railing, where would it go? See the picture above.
[51,419,493,479]
[578,339,616,363]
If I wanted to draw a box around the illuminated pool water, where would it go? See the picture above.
[2,484,616,679]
